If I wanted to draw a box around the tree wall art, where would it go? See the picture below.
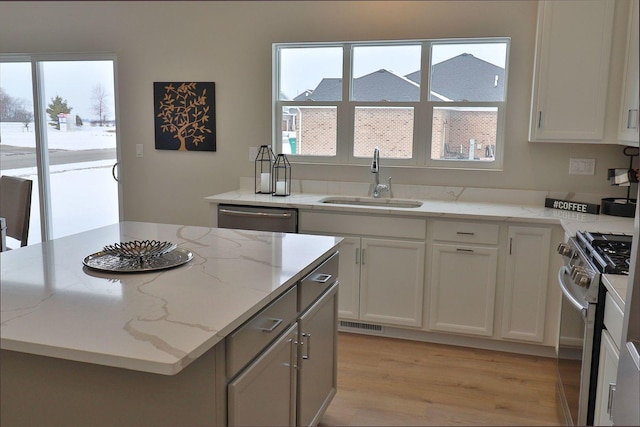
[154,82,216,151]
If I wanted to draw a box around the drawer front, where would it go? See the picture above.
[604,292,624,349]
[299,252,339,311]
[300,211,426,240]
[226,285,298,378]
[431,220,499,245]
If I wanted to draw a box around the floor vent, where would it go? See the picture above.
[339,320,383,332]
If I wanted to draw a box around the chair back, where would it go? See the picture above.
[0,175,33,248]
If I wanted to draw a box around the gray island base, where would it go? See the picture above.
[1,222,342,426]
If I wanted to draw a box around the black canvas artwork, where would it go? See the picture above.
[154,82,216,151]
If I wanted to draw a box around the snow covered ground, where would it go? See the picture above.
[1,122,119,246]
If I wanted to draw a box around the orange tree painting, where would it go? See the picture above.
[154,82,216,151]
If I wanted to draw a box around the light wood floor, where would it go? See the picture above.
[319,332,565,426]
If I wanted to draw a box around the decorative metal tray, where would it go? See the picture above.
[83,240,192,273]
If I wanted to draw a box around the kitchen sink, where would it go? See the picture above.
[319,197,423,209]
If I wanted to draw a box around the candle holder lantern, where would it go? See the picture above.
[254,145,276,194]
[272,154,291,197]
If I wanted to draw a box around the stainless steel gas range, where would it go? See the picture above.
[556,231,632,426]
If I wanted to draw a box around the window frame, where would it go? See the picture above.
[273,37,510,170]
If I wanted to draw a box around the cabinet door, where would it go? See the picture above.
[297,283,338,427]
[359,238,425,327]
[228,324,298,427]
[529,0,614,142]
[428,244,498,336]
[337,236,361,320]
[618,0,639,145]
[594,330,619,426]
[501,226,551,343]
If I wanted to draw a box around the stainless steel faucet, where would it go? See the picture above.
[371,147,391,198]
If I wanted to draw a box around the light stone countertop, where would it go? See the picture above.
[602,274,629,311]
[205,188,635,235]
[0,222,342,375]
[206,185,635,308]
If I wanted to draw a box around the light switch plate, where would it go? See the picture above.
[569,158,595,175]
[136,144,143,158]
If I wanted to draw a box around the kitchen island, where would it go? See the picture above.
[1,222,342,426]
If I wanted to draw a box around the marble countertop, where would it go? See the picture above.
[0,222,341,375]
[602,274,629,311]
[206,187,635,308]
[205,189,635,236]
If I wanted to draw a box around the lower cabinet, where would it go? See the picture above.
[428,242,498,336]
[297,284,338,426]
[226,253,339,427]
[300,211,426,328]
[501,226,551,343]
[228,324,298,426]
[594,330,619,426]
[359,237,425,327]
[337,236,425,327]
[594,292,624,426]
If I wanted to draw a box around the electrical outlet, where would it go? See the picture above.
[249,146,258,162]
[569,158,595,175]
[136,144,143,158]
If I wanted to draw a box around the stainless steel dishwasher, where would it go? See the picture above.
[217,204,298,232]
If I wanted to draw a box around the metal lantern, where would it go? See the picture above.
[272,154,291,197]
[254,145,276,194]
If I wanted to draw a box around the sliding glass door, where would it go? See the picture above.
[0,54,121,245]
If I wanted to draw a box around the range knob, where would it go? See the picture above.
[570,266,591,288]
[557,243,573,257]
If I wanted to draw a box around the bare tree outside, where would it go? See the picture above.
[91,83,110,126]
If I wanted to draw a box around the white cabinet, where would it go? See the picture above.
[501,226,551,343]
[335,236,360,320]
[618,0,639,146]
[594,330,619,426]
[300,211,426,328]
[529,0,615,142]
[594,292,625,426]
[428,220,499,337]
[359,237,425,327]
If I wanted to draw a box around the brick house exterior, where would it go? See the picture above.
[285,53,503,161]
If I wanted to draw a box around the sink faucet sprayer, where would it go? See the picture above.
[371,147,392,198]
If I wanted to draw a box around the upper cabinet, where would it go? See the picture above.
[617,0,639,146]
[529,0,615,143]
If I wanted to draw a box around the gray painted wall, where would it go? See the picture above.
[0,1,632,226]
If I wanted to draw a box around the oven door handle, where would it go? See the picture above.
[558,266,589,316]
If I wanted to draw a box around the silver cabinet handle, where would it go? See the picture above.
[355,248,359,265]
[628,109,638,129]
[301,332,311,360]
[218,208,293,219]
[456,248,474,252]
[312,273,332,283]
[456,231,475,236]
[258,317,283,333]
[607,383,616,418]
[361,248,365,265]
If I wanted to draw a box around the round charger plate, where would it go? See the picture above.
[83,247,193,273]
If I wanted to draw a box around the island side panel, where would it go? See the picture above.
[1,343,225,427]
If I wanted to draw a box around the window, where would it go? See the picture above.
[274,38,509,170]
[0,54,120,245]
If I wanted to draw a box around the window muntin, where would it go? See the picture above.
[274,38,509,169]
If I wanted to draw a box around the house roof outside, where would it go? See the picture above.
[293,53,505,103]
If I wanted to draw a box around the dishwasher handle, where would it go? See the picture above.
[218,208,294,219]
